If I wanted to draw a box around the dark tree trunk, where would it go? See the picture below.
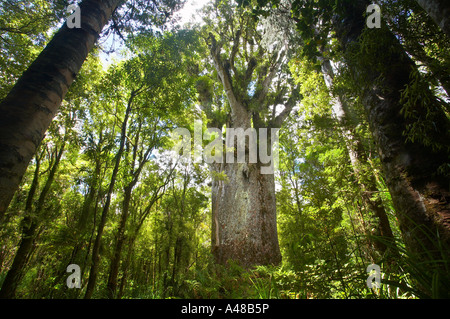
[117,235,136,299]
[106,120,155,298]
[0,0,120,219]
[320,58,398,259]
[416,0,450,38]
[333,0,450,262]
[0,221,37,299]
[0,143,65,298]
[49,156,102,299]
[106,185,132,298]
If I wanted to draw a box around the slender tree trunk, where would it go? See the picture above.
[106,185,132,298]
[76,158,102,235]
[0,143,65,298]
[49,156,102,298]
[0,222,38,299]
[84,98,132,299]
[113,186,165,297]
[171,236,182,289]
[0,0,120,219]
[106,122,155,298]
[70,157,102,266]
[117,235,136,299]
[0,154,39,285]
[416,0,450,38]
[333,0,450,262]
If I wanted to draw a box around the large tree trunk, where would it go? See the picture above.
[416,0,450,38]
[209,102,281,267]
[0,0,120,219]
[204,31,284,268]
[211,159,282,267]
[333,0,450,262]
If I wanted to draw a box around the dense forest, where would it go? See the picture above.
[0,0,449,300]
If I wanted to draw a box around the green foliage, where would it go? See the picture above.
[1,0,449,301]
[400,67,450,154]
[0,0,66,99]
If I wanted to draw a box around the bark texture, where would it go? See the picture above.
[0,0,120,219]
[334,0,450,260]
[211,156,281,267]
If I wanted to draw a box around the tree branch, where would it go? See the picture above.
[253,50,286,105]
[208,32,242,112]
[229,29,241,74]
[270,87,301,128]
[209,34,230,88]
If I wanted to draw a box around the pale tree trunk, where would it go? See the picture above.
[210,109,281,267]
[205,34,285,266]
[211,158,281,266]
[0,0,120,219]
[199,21,303,266]
[208,100,282,267]
[333,0,450,263]
[416,0,450,38]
